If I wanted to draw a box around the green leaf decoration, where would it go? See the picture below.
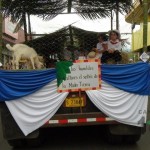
[56,61,73,87]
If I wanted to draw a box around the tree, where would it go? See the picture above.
[1,0,132,33]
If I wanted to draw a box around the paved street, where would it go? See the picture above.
[0,100,150,150]
[0,125,150,150]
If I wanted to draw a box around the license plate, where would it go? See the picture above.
[64,93,86,107]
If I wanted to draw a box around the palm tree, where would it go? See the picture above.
[1,0,132,41]
[2,0,66,41]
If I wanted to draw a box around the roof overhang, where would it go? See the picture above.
[2,0,132,21]
[125,0,150,24]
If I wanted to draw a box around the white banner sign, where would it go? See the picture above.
[58,59,101,92]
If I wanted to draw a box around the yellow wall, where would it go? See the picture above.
[132,23,150,51]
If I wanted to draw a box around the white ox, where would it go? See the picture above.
[6,44,44,70]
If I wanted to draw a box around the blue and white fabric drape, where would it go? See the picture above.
[0,62,150,135]
[6,80,148,136]
[6,80,68,135]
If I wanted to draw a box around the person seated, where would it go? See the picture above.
[96,33,108,58]
[101,30,122,64]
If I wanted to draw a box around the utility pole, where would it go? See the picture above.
[111,10,113,30]
[27,13,32,41]
[23,12,28,42]
[0,0,2,62]
[143,0,148,52]
[68,0,72,13]
[116,1,119,30]
[23,2,28,42]
[69,25,75,61]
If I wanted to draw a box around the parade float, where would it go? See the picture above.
[0,0,150,147]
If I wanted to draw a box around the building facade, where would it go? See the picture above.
[2,17,25,66]
[125,0,150,52]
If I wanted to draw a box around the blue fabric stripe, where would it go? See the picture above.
[101,62,150,95]
[0,69,56,101]
[0,62,150,102]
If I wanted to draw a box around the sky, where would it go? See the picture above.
[29,12,132,34]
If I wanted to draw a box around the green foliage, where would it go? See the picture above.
[2,0,132,30]
[2,0,66,22]
[72,27,99,51]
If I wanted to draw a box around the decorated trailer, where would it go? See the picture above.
[0,0,150,148]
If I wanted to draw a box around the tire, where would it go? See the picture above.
[106,132,123,144]
[26,130,45,147]
[123,135,141,144]
[7,132,44,148]
[8,137,44,148]
[106,127,141,145]
[7,139,26,148]
[106,128,123,144]
[26,136,44,147]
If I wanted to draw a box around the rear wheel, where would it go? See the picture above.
[123,135,141,144]
[106,128,123,144]
[106,127,141,144]
[7,139,26,148]
[7,131,45,148]
[106,132,123,144]
[8,137,44,148]
[26,135,44,147]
